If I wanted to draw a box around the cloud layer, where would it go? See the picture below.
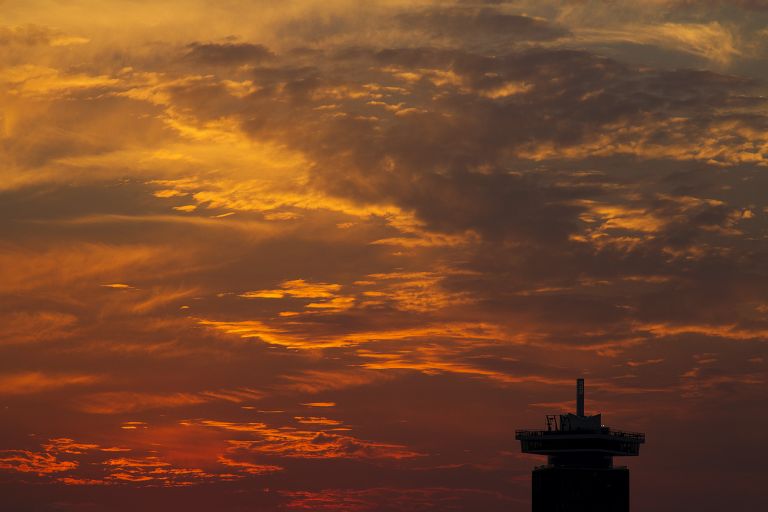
[1,1,767,511]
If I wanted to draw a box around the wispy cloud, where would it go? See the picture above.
[77,388,263,414]
[0,372,100,395]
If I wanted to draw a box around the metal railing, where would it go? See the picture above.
[515,429,550,437]
[606,429,645,441]
[533,464,630,470]
[515,428,645,442]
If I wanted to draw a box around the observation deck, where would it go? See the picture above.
[516,379,645,467]
[515,426,645,457]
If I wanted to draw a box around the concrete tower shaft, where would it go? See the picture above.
[577,378,584,417]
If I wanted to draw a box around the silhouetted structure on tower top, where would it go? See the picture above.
[516,379,645,512]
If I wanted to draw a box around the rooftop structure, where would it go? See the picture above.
[515,379,645,511]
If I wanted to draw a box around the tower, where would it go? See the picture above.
[515,379,645,512]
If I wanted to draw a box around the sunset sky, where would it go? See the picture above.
[1,1,767,510]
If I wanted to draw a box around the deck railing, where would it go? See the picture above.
[515,428,645,442]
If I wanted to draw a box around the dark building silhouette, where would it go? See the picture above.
[516,379,645,512]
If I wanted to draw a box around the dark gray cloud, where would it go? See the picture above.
[184,41,274,65]
[396,7,570,42]
[0,24,58,46]
[231,48,762,245]
[681,0,768,10]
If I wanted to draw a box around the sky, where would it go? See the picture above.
[1,1,768,510]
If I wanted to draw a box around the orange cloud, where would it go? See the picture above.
[294,416,344,426]
[200,316,509,349]
[226,431,422,461]
[281,369,395,394]
[280,487,513,511]
[128,286,200,314]
[0,243,191,294]
[238,279,356,312]
[302,402,336,407]
[102,456,224,486]
[77,387,262,414]
[190,419,423,460]
[0,372,99,395]
[359,271,476,312]
[217,457,283,475]
[637,322,768,341]
[358,352,573,387]
[241,279,342,299]
[0,311,77,344]
[0,450,77,475]
[574,22,740,64]
[0,437,101,477]
[0,65,119,99]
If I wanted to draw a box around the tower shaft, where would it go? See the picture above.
[576,377,584,417]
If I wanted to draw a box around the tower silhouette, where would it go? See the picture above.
[515,379,645,511]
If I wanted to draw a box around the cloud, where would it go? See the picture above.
[0,65,119,99]
[0,24,88,47]
[240,279,342,299]
[0,242,199,297]
[0,438,99,477]
[217,456,283,475]
[101,456,226,485]
[574,22,740,65]
[2,2,768,510]
[674,0,768,11]
[396,7,570,43]
[218,427,423,460]
[184,42,274,66]
[0,372,99,395]
[0,449,77,476]
[76,388,263,414]
[294,416,344,425]
[199,318,509,349]
[281,369,395,393]
[280,487,518,512]
[0,433,280,487]
[0,311,77,345]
